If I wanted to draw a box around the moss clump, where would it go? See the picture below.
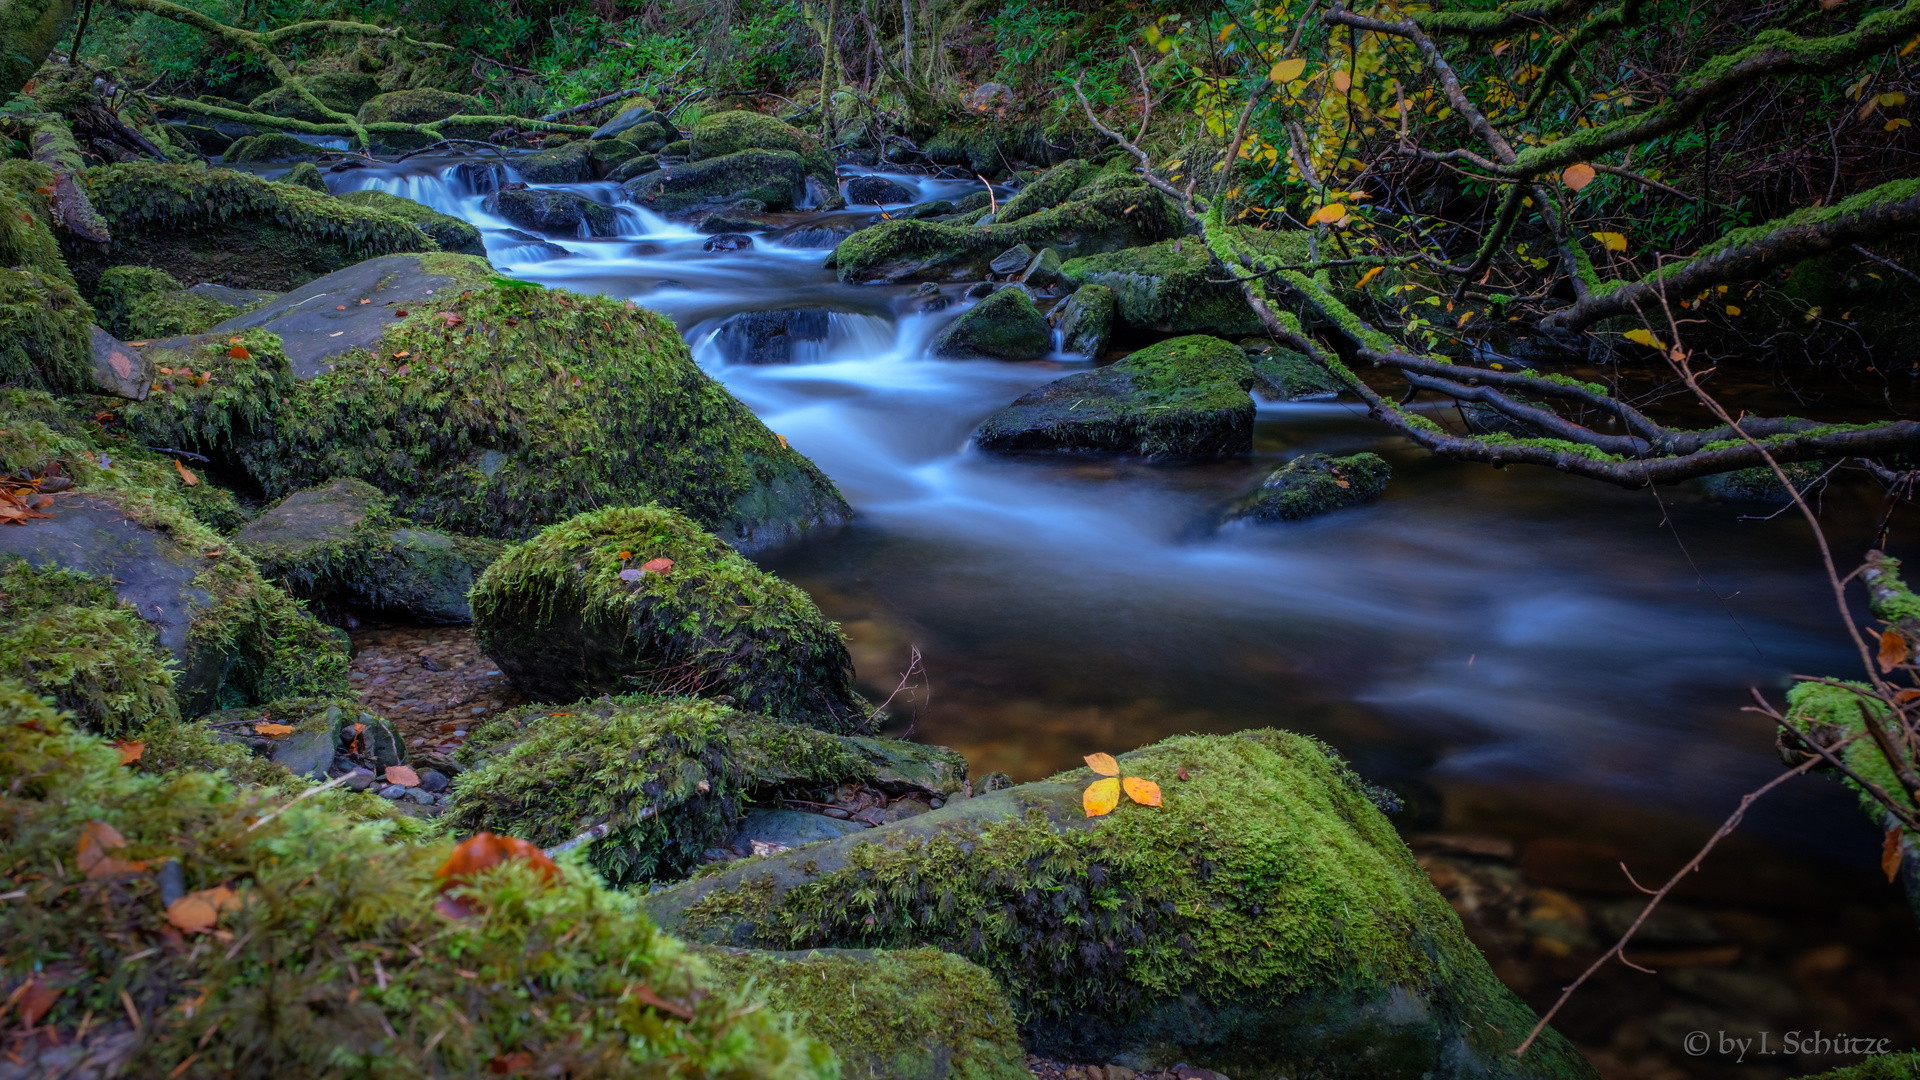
[1698,460,1826,501]
[0,159,95,392]
[1223,452,1391,523]
[1789,1054,1920,1080]
[470,505,866,730]
[220,131,328,163]
[1057,283,1115,356]
[1061,239,1263,336]
[625,149,808,215]
[1251,347,1344,400]
[997,159,1097,224]
[513,140,594,184]
[355,88,490,150]
[0,560,176,736]
[973,335,1256,458]
[280,161,330,193]
[448,695,964,888]
[0,687,839,1079]
[68,162,436,292]
[689,110,834,180]
[121,280,849,551]
[92,265,254,339]
[336,189,484,255]
[1784,681,1912,824]
[698,947,1030,1080]
[648,729,1597,1079]
[930,287,1051,360]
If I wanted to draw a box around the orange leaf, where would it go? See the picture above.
[229,345,250,360]
[1560,162,1597,191]
[1083,776,1121,817]
[488,1051,535,1075]
[616,550,632,561]
[166,886,239,934]
[1896,688,1920,704]
[114,740,145,765]
[15,977,60,1027]
[1306,203,1347,226]
[75,820,129,878]
[641,557,673,574]
[1886,827,1905,883]
[630,983,695,1020]
[386,765,421,787]
[1354,265,1386,290]
[174,459,198,487]
[1123,776,1162,806]
[435,831,560,897]
[253,723,295,737]
[1083,752,1119,776]
[1881,629,1909,673]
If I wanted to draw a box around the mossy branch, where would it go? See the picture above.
[147,95,596,140]
[1409,0,1597,36]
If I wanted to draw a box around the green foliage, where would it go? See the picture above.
[93,265,252,339]
[0,561,176,736]
[0,690,840,1078]
[336,190,484,255]
[1784,681,1911,824]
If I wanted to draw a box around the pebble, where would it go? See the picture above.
[342,769,377,792]
[347,623,524,758]
[403,788,437,806]
[377,784,407,800]
[418,768,449,794]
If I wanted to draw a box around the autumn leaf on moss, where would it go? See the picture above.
[1082,753,1163,817]
[1886,827,1905,883]
[1880,629,1909,672]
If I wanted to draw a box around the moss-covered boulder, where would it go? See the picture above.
[66,163,436,294]
[122,256,851,550]
[1057,283,1115,357]
[592,105,678,150]
[355,88,487,151]
[0,560,176,736]
[279,161,330,193]
[470,505,866,729]
[336,189,484,255]
[448,695,962,886]
[220,131,328,163]
[246,72,380,122]
[92,265,269,339]
[827,178,1183,283]
[1060,239,1262,335]
[996,159,1101,224]
[1223,452,1391,524]
[513,141,594,184]
[931,287,1051,361]
[644,728,1597,1079]
[0,159,95,393]
[1252,346,1343,400]
[689,110,834,181]
[233,477,504,623]
[698,947,1030,1080]
[1699,460,1827,501]
[623,149,808,217]
[487,186,619,235]
[973,335,1255,458]
[0,691,840,1079]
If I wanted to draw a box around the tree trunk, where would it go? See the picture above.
[0,0,77,100]
[898,0,913,83]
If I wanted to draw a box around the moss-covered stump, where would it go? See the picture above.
[689,110,835,182]
[233,478,504,623]
[66,162,437,294]
[220,132,328,164]
[624,149,809,217]
[0,159,95,393]
[698,947,1030,1080]
[827,179,1183,283]
[1060,240,1263,336]
[356,89,489,151]
[92,265,269,339]
[448,695,963,887]
[1057,283,1115,357]
[246,72,380,123]
[1223,453,1391,524]
[931,288,1051,360]
[1252,347,1344,400]
[643,728,1596,1079]
[0,690,840,1079]
[487,186,620,235]
[973,335,1256,458]
[470,505,866,729]
[336,189,485,255]
[122,258,851,550]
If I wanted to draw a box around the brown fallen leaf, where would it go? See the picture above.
[488,1051,535,1074]
[1561,162,1597,191]
[435,831,560,900]
[1176,765,1190,781]
[629,983,695,1020]
[166,886,240,934]
[641,557,673,575]
[385,765,421,787]
[228,345,250,360]
[1887,827,1906,883]
[115,739,145,765]
[1881,628,1909,673]
[253,723,295,737]
[77,820,145,879]
[16,976,61,1027]
[174,459,199,487]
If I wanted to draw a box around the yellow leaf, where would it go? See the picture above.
[1725,304,1741,316]
[1590,231,1627,252]
[1622,328,1664,349]
[1123,776,1162,806]
[1560,162,1596,191]
[1354,266,1385,289]
[1269,57,1306,83]
[1457,311,1473,327]
[174,459,198,487]
[1084,752,1120,777]
[1307,203,1347,226]
[253,723,295,737]
[1886,118,1912,131]
[1083,776,1121,817]
[1881,92,1907,107]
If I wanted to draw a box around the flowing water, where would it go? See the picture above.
[317,152,1901,888]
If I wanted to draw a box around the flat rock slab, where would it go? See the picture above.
[232,476,378,556]
[89,327,150,401]
[728,808,867,853]
[145,254,489,380]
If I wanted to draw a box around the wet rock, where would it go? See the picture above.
[342,768,377,791]
[280,161,330,193]
[703,232,753,252]
[487,187,619,236]
[687,110,835,182]
[961,82,1015,114]
[710,308,830,365]
[932,287,1050,360]
[356,89,487,152]
[964,281,994,299]
[418,768,449,794]
[88,326,150,400]
[514,141,594,184]
[270,722,338,780]
[644,729,1598,1079]
[1021,247,1067,292]
[378,783,406,799]
[908,199,955,219]
[608,153,661,183]
[592,106,677,150]
[846,174,915,205]
[1221,453,1390,524]
[1250,348,1343,401]
[1060,240,1263,336]
[696,212,766,234]
[1056,284,1114,357]
[622,149,807,216]
[730,808,866,852]
[335,190,486,256]
[973,335,1255,457]
[220,132,326,163]
[989,244,1035,275]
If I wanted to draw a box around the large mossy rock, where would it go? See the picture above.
[1057,283,1115,357]
[1061,239,1263,335]
[0,560,176,736]
[448,696,963,886]
[827,177,1183,283]
[233,477,504,623]
[469,505,866,730]
[931,287,1051,360]
[623,149,808,217]
[698,947,1030,1080]
[513,141,594,184]
[0,389,349,722]
[0,692,840,1079]
[247,72,380,122]
[66,163,436,293]
[220,132,329,163]
[973,335,1256,458]
[336,189,485,255]
[593,105,678,150]
[1252,346,1344,400]
[121,255,850,551]
[689,110,835,181]
[92,265,270,339]
[645,729,1599,1080]
[1222,452,1391,524]
[487,187,619,235]
[356,89,488,151]
[0,159,95,393]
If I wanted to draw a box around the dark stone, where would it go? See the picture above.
[703,233,753,252]
[486,188,620,236]
[988,244,1035,275]
[728,808,866,852]
[711,309,830,365]
[1020,247,1067,292]
[88,326,150,401]
[1221,453,1391,523]
[620,149,806,217]
[845,175,915,205]
[1056,284,1114,358]
[907,200,955,219]
[280,162,330,193]
[592,106,678,151]
[931,287,1050,361]
[608,153,661,183]
[514,141,594,184]
[696,212,766,234]
[1251,348,1343,401]
[419,768,450,793]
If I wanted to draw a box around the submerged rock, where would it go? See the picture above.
[931,287,1051,361]
[469,505,865,729]
[337,189,486,255]
[711,308,830,365]
[974,335,1255,457]
[623,149,807,216]
[1251,346,1344,400]
[644,728,1598,1079]
[1222,452,1391,524]
[1056,283,1115,357]
[846,174,914,205]
[487,187,619,236]
[1060,239,1263,335]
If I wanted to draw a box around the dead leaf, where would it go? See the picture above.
[1886,827,1905,882]
[641,557,673,574]
[1123,776,1163,806]
[14,976,60,1027]
[1561,162,1597,191]
[336,305,347,311]
[488,1051,535,1074]
[76,820,129,878]
[1896,688,1920,704]
[1176,765,1190,781]
[1084,752,1119,776]
[1331,69,1352,92]
[435,832,560,902]
[395,309,410,317]
[359,299,371,305]
[1881,629,1909,672]
[616,550,633,561]
[174,460,198,487]
[253,723,295,737]
[629,983,695,1020]
[228,345,250,360]
[440,311,464,327]
[115,740,145,765]
[1083,776,1121,817]
[165,886,239,934]
[386,765,421,787]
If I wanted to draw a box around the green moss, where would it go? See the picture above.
[248,72,380,122]
[0,159,95,393]
[470,505,865,729]
[0,560,176,736]
[1698,460,1825,502]
[1225,452,1390,523]
[1251,348,1343,399]
[698,947,1030,1080]
[1867,553,1920,627]
[355,88,489,150]
[931,287,1051,360]
[689,110,834,180]
[0,689,839,1078]
[1058,283,1115,356]
[280,161,331,193]
[1784,682,1913,823]
[1640,177,1920,287]
[220,131,328,163]
[92,265,253,339]
[336,189,484,255]
[448,695,963,888]
[1061,239,1262,335]
[626,149,809,214]
[997,159,1096,224]
[1789,1053,1920,1080]
[1474,432,1624,462]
